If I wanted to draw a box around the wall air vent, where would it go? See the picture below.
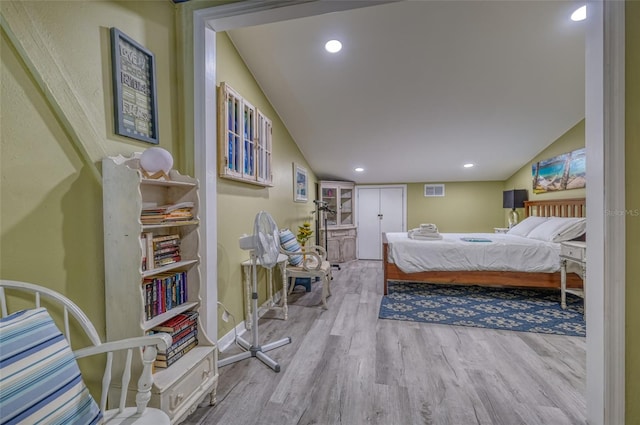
[424,184,445,197]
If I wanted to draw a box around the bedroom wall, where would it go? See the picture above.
[406,181,504,233]
[215,32,317,339]
[0,0,180,393]
[503,119,585,225]
[625,1,639,421]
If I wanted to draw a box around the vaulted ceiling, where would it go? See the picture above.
[226,1,585,184]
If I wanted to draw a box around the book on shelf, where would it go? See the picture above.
[158,329,198,357]
[141,232,155,271]
[143,271,189,320]
[137,233,183,270]
[151,310,199,333]
[154,239,180,251]
[164,208,194,221]
[141,202,195,224]
[161,324,198,350]
[154,339,198,368]
[154,246,181,256]
[156,337,198,362]
[155,255,181,268]
[155,251,181,264]
[152,234,181,244]
[140,235,147,271]
[161,202,195,213]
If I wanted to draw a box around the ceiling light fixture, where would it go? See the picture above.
[571,5,586,21]
[463,163,474,168]
[325,39,342,53]
[354,167,364,172]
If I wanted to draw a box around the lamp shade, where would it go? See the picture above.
[503,189,528,209]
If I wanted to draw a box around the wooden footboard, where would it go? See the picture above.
[382,241,583,294]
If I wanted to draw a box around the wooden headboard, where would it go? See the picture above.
[524,198,585,218]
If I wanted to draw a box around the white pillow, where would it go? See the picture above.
[526,217,586,242]
[507,216,550,237]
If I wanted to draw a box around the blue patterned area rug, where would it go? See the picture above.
[379,281,585,337]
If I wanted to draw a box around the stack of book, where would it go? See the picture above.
[152,234,181,268]
[140,202,195,225]
[141,233,182,271]
[142,271,187,320]
[152,310,199,368]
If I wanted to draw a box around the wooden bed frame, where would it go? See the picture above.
[382,198,585,295]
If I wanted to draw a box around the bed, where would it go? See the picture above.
[382,198,585,295]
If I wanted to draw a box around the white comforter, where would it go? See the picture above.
[385,232,561,274]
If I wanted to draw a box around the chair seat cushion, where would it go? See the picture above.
[0,308,103,425]
[288,260,331,274]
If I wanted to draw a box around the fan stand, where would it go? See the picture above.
[218,251,291,372]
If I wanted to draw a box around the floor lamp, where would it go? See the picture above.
[313,200,340,271]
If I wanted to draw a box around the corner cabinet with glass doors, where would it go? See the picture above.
[318,180,357,263]
[217,82,273,186]
[102,154,218,424]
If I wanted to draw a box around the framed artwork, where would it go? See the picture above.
[532,148,586,193]
[110,28,159,144]
[293,163,308,202]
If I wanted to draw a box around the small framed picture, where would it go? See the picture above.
[110,28,159,144]
[293,163,308,203]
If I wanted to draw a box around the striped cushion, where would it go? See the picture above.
[0,308,102,425]
[279,229,303,266]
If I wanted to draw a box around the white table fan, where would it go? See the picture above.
[217,211,291,371]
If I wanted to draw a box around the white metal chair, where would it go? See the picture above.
[279,245,332,309]
[0,280,172,424]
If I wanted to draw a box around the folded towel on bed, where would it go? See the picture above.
[408,228,443,240]
[419,223,439,233]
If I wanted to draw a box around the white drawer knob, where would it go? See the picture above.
[171,393,184,409]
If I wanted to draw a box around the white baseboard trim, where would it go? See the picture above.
[217,320,246,352]
[217,290,284,352]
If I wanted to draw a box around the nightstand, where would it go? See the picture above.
[494,227,509,234]
[560,241,586,310]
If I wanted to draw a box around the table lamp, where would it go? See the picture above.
[503,189,528,228]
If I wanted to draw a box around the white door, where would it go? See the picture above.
[356,186,406,260]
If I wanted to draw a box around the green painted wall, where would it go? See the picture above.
[626,2,639,422]
[1,0,181,394]
[503,120,585,226]
[215,32,316,338]
[406,181,504,233]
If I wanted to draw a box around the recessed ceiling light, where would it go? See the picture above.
[571,5,586,21]
[463,163,474,168]
[325,39,342,53]
[354,167,364,172]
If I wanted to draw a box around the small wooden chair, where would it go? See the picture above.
[0,280,172,424]
[279,245,332,309]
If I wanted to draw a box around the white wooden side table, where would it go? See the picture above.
[242,253,289,330]
[560,241,586,310]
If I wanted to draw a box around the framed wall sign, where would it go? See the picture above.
[293,163,308,202]
[110,28,159,144]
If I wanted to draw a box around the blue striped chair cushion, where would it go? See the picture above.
[0,308,102,425]
[279,229,303,266]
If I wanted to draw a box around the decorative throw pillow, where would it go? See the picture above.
[279,228,303,266]
[526,217,587,242]
[0,308,103,425]
[506,216,550,237]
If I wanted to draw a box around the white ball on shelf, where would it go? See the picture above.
[140,147,173,174]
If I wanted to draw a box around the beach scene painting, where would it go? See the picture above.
[532,148,586,193]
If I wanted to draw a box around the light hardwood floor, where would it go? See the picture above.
[183,260,586,425]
